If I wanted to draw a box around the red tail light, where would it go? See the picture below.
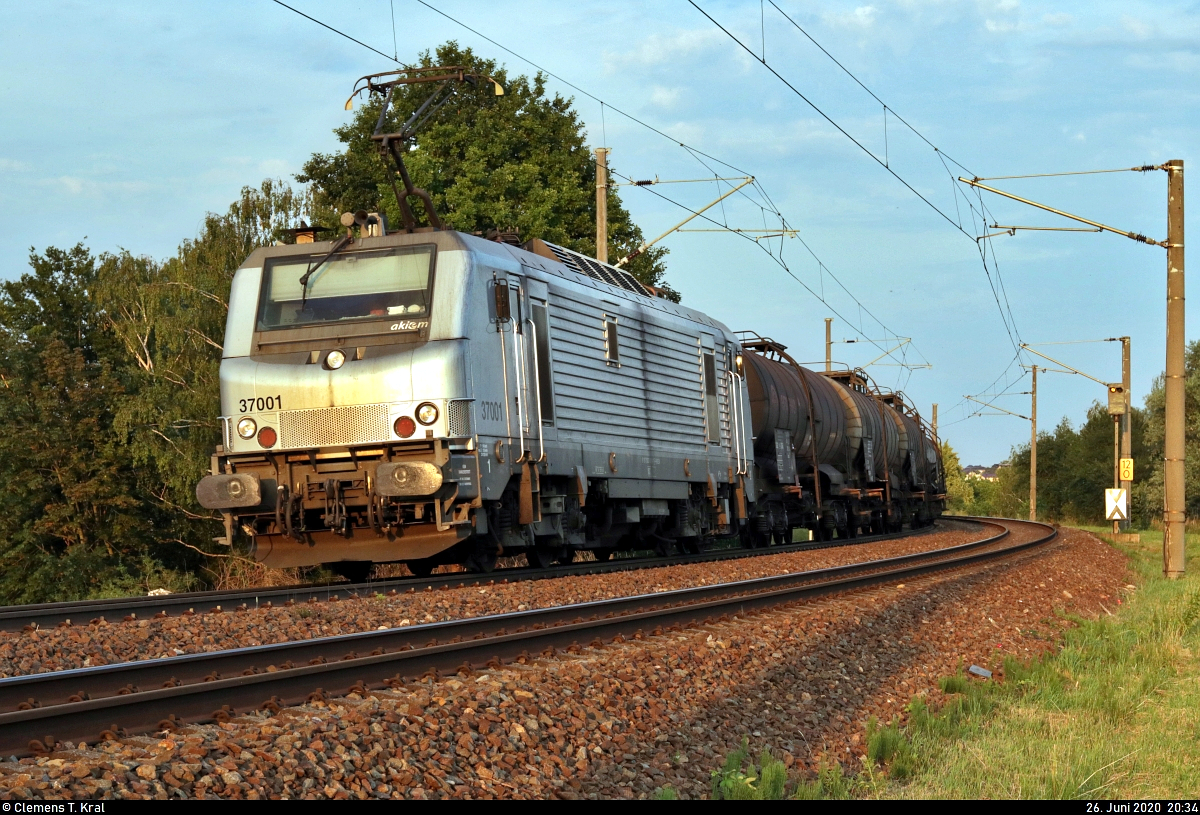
[257,426,277,448]
[394,416,416,438]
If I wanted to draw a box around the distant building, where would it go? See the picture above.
[963,464,1002,482]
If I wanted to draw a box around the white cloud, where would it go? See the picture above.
[648,86,681,109]
[603,27,726,69]
[45,175,153,197]
[822,5,878,29]
[57,176,85,195]
[257,158,291,177]
[0,159,31,172]
[1121,16,1153,39]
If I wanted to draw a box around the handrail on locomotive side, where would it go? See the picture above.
[343,67,505,233]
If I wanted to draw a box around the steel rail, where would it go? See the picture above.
[0,520,953,632]
[0,518,1050,755]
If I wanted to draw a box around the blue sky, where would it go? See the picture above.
[1,1,1196,465]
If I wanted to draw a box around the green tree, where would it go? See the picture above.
[1136,339,1200,527]
[0,246,164,601]
[0,182,309,602]
[98,180,311,559]
[993,401,1148,525]
[941,440,971,513]
[298,41,675,298]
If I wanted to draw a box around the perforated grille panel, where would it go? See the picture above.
[279,404,391,449]
[540,241,651,295]
[447,399,472,437]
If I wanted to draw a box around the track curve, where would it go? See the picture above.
[0,517,1050,755]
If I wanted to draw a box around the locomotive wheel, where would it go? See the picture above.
[556,548,577,565]
[679,537,702,555]
[407,558,436,578]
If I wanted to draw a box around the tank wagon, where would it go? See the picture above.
[195,225,944,578]
[738,337,945,544]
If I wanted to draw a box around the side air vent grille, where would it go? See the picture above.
[279,404,391,449]
[447,399,473,437]
[534,240,651,296]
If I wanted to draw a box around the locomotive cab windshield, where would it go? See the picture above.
[257,244,435,330]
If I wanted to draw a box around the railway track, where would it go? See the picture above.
[0,517,1050,756]
[0,522,950,632]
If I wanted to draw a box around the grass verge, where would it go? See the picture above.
[695,527,1200,799]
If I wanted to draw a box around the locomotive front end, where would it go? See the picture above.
[196,230,480,577]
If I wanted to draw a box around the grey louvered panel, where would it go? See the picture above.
[549,314,701,384]
[555,399,704,440]
[545,286,717,447]
[553,374,707,415]
[550,347,700,390]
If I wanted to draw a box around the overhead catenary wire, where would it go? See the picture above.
[687,0,1027,365]
[690,0,1032,367]
[603,164,927,371]
[410,0,934,374]
[268,0,932,377]
[970,166,1162,181]
[271,0,404,65]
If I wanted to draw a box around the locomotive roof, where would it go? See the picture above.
[246,228,735,340]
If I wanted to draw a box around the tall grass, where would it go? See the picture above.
[891,527,1200,799]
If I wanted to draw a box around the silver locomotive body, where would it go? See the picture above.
[196,230,755,574]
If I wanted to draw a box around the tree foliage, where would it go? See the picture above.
[950,393,1154,526]
[0,245,162,601]
[298,42,675,298]
[0,182,308,602]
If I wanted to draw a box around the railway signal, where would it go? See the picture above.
[1020,339,1133,533]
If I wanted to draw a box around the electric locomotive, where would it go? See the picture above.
[195,223,755,578]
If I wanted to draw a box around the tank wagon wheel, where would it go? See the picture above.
[406,559,437,578]
[526,547,556,570]
[465,548,499,574]
[740,527,767,550]
[593,548,616,561]
[329,561,372,583]
[556,549,577,566]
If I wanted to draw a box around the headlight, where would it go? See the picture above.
[394,416,416,438]
[237,418,257,439]
[325,349,346,370]
[416,403,439,425]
